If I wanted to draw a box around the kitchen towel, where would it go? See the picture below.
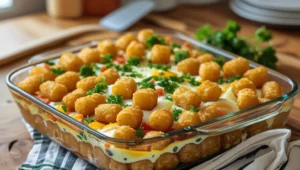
[19,121,300,170]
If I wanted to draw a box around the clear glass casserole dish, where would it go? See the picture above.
[6,32,298,170]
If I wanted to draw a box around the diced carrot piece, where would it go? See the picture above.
[166,36,172,45]
[150,79,155,84]
[115,55,125,64]
[104,143,111,148]
[44,64,50,69]
[183,41,190,47]
[101,66,107,72]
[141,122,153,131]
[156,88,164,96]
[72,114,84,122]
[220,111,227,116]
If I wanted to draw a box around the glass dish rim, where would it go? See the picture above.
[6,31,298,145]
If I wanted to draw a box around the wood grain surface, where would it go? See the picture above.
[0,1,299,169]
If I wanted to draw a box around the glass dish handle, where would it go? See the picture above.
[195,101,283,135]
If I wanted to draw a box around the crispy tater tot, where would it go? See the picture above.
[39,81,68,101]
[197,53,214,64]
[143,131,170,150]
[125,41,146,60]
[116,105,143,129]
[199,105,221,123]
[114,126,136,139]
[237,88,259,110]
[137,28,154,43]
[76,76,99,91]
[62,89,86,111]
[177,143,201,163]
[231,78,256,96]
[223,57,249,77]
[149,109,173,132]
[79,47,100,65]
[150,44,171,64]
[95,104,122,123]
[177,111,201,129]
[133,88,158,110]
[112,77,137,99]
[97,39,117,57]
[196,80,222,102]
[262,81,283,99]
[59,53,84,72]
[18,75,43,94]
[243,66,268,88]
[116,33,137,51]
[108,159,128,170]
[30,66,56,80]
[199,61,220,82]
[172,86,201,110]
[97,68,120,85]
[129,160,153,170]
[245,121,268,137]
[199,136,221,157]
[177,58,200,75]
[221,130,243,149]
[154,153,179,170]
[55,71,80,92]
[74,93,106,116]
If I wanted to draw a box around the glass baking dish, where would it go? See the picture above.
[6,32,298,170]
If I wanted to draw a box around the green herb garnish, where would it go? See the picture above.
[139,81,155,89]
[101,54,114,64]
[83,116,95,124]
[145,34,166,49]
[180,74,200,86]
[170,42,181,52]
[172,108,183,121]
[122,72,143,78]
[91,63,100,72]
[50,67,65,76]
[79,65,95,78]
[61,105,67,112]
[86,81,108,95]
[217,74,242,84]
[45,60,55,66]
[190,106,200,112]
[135,128,143,137]
[165,95,173,101]
[148,62,171,71]
[107,94,123,105]
[157,78,179,94]
[174,50,189,64]
[255,26,273,42]
[127,57,140,66]
[41,77,46,83]
[214,57,225,68]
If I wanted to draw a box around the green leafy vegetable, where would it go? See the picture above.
[190,106,200,112]
[174,51,189,64]
[214,57,225,67]
[127,57,140,66]
[79,65,95,78]
[148,62,171,71]
[83,116,95,124]
[61,105,67,112]
[170,42,181,52]
[101,54,114,64]
[165,95,173,101]
[115,64,133,72]
[145,34,166,49]
[139,81,155,90]
[255,26,273,42]
[50,67,65,76]
[172,108,183,121]
[157,78,179,93]
[86,81,108,95]
[90,63,100,72]
[217,74,242,84]
[45,60,55,66]
[107,94,123,105]
[180,74,200,86]
[122,72,143,78]
[135,128,143,137]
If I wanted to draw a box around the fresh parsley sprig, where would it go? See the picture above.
[86,81,108,95]
[174,50,189,64]
[145,34,166,49]
[107,94,123,105]
[127,57,140,66]
[79,65,95,78]
[217,74,242,85]
[50,67,65,76]
[172,108,183,121]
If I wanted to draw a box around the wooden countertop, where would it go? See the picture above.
[0,1,299,169]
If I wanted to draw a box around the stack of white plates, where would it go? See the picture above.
[230,0,300,26]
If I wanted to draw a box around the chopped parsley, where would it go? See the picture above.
[101,54,114,64]
[115,64,133,72]
[41,77,46,83]
[79,65,95,78]
[45,60,55,66]
[127,57,140,66]
[83,116,95,124]
[145,34,166,49]
[180,74,200,86]
[190,106,200,112]
[86,81,108,95]
[174,50,189,64]
[148,62,171,71]
[50,67,65,76]
[172,108,183,121]
[107,94,123,105]
[61,105,67,112]
[157,78,179,94]
[139,81,155,89]
[214,57,225,67]
[165,95,173,101]
[122,72,143,78]
[135,128,143,137]
[217,74,242,84]
[90,63,100,72]
[170,42,181,52]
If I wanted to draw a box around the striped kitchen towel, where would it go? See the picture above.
[20,120,300,170]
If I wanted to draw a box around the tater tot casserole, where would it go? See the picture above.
[7,29,298,170]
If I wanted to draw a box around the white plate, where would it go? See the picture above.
[244,0,300,11]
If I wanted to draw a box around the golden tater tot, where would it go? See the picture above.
[114,126,136,139]
[97,68,120,85]
[231,78,256,96]
[137,28,154,43]
[154,153,179,170]
[177,144,201,163]
[245,121,268,137]
[116,106,143,129]
[143,131,170,150]
[133,88,158,110]
[271,112,289,129]
[221,130,242,149]
[172,87,201,110]
[109,159,128,170]
[55,71,80,92]
[112,77,137,99]
[18,75,43,94]
[199,136,221,157]
[62,89,86,111]
[199,61,220,82]
[59,53,84,72]
[197,53,214,64]
[177,58,200,75]
[223,57,249,77]
[129,160,153,170]
[30,66,56,80]
[149,109,173,132]
[76,76,98,91]
[39,81,68,101]
[243,66,268,88]
[237,88,259,110]
[199,105,221,123]
[95,104,122,123]
[74,93,106,116]
[196,80,222,102]
[125,41,146,59]
[177,111,201,129]
[116,33,137,51]
[150,44,171,64]
[262,81,283,100]
[97,40,117,57]
[79,47,100,65]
